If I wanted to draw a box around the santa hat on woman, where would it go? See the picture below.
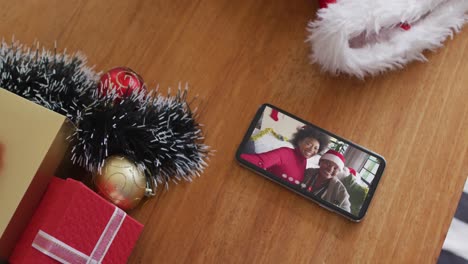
[307,0,468,78]
[320,149,345,170]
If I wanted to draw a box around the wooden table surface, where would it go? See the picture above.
[2,0,467,263]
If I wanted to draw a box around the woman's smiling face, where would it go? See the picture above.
[298,137,320,159]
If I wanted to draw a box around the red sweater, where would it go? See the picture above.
[240,147,307,184]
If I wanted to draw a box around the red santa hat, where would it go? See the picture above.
[318,0,335,8]
[348,167,357,177]
[320,150,345,170]
[308,0,468,78]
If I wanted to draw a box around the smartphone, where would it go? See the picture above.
[235,104,386,222]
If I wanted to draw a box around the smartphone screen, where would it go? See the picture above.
[235,104,386,221]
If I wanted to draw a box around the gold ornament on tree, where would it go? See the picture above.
[94,155,149,211]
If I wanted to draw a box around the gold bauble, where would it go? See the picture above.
[94,155,146,211]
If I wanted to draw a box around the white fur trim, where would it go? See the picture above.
[343,167,350,175]
[307,0,468,78]
[321,153,344,170]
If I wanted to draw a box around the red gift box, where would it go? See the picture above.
[9,178,143,263]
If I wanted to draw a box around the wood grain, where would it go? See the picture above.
[1,0,467,263]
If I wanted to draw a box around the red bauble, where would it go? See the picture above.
[98,67,146,98]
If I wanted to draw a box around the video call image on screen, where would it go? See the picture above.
[239,106,381,216]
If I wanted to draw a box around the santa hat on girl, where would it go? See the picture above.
[320,149,345,170]
[342,166,357,177]
[307,0,468,78]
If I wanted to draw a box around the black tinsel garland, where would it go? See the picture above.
[0,40,210,189]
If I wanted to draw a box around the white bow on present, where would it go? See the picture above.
[31,207,126,264]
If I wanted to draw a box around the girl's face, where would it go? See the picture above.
[298,137,320,159]
[318,159,340,179]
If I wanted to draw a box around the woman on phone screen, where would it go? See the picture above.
[240,126,329,185]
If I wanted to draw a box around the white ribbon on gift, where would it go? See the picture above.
[31,207,126,264]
